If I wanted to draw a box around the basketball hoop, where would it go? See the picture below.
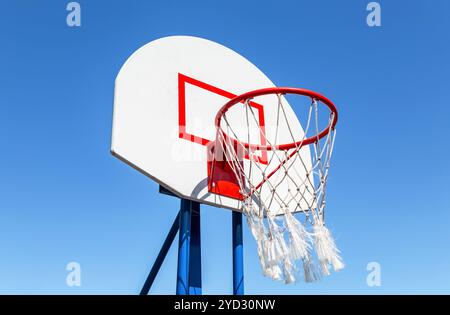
[208,87,344,283]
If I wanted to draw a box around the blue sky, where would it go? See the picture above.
[0,0,449,294]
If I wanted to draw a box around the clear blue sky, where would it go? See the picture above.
[1,0,449,294]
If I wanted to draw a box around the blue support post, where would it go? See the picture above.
[176,199,202,295]
[188,201,202,294]
[140,212,180,295]
[142,187,202,295]
[232,211,244,295]
[176,199,191,294]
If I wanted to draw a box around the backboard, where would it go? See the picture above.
[111,36,313,213]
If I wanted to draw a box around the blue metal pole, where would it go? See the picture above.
[188,201,202,294]
[176,199,191,295]
[232,211,244,295]
[140,212,180,295]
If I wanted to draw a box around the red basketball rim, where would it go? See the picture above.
[215,87,338,151]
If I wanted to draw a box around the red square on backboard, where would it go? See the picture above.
[178,73,268,164]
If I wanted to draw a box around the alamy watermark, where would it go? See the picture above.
[366,261,382,287]
[66,2,81,27]
[66,261,82,287]
[366,2,381,27]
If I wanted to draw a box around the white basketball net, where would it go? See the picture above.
[215,94,344,283]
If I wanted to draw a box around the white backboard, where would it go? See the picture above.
[112,36,313,213]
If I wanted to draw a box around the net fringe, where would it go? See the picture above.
[218,95,344,283]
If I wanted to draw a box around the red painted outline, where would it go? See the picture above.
[178,73,268,164]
